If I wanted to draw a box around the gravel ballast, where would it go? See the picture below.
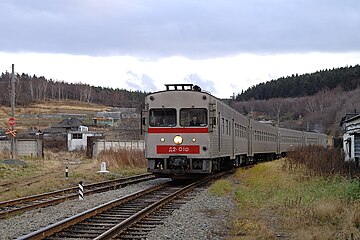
[147,188,234,240]
[0,179,234,240]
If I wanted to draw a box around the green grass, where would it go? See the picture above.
[0,161,38,179]
[209,179,232,197]
[228,160,360,239]
[234,161,360,209]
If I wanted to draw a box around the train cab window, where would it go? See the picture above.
[180,108,207,127]
[149,108,176,127]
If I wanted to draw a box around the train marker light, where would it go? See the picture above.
[160,137,165,142]
[173,135,183,145]
[192,138,196,142]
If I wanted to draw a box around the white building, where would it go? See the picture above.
[67,126,102,151]
[340,114,360,165]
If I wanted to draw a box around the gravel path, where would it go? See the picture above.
[0,178,234,240]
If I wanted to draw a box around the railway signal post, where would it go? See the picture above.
[10,64,16,159]
[6,116,17,159]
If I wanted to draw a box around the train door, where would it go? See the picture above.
[142,103,149,155]
[248,119,253,157]
[142,103,149,134]
[218,111,221,153]
[232,118,235,159]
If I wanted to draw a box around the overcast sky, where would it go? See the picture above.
[1,0,360,98]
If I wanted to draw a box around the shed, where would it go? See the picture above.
[340,113,360,165]
[67,128,102,151]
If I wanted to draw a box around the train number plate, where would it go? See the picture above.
[157,145,200,154]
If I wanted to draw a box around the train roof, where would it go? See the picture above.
[147,83,215,98]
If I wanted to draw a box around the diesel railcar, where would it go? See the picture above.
[143,84,327,178]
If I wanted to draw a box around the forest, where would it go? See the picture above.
[236,65,360,101]
[0,72,146,110]
[231,87,359,136]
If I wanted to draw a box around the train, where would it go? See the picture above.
[142,84,327,178]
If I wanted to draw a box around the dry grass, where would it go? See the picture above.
[0,100,111,129]
[285,145,360,178]
[0,149,147,201]
[313,200,343,224]
[0,100,111,115]
[96,149,147,169]
[228,160,360,240]
[31,100,112,113]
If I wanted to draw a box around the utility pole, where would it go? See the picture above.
[10,64,16,159]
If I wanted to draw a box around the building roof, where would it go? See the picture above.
[16,128,42,139]
[42,117,86,135]
[340,113,360,126]
[52,117,85,128]
[340,113,360,135]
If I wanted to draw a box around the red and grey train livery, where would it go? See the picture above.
[142,84,327,178]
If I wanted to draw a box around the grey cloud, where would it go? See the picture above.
[184,74,216,94]
[140,74,158,92]
[125,71,157,92]
[1,0,360,58]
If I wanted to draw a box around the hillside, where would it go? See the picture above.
[0,73,147,109]
[0,100,111,131]
[231,86,360,136]
[236,65,360,101]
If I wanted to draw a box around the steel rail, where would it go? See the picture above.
[17,171,229,240]
[95,172,227,239]
[0,173,155,218]
[17,182,169,240]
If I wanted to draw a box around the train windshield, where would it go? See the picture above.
[149,108,176,127]
[180,108,207,127]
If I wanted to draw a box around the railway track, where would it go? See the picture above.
[0,173,155,219]
[17,171,229,240]
[0,172,53,194]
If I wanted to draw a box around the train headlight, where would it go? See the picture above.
[160,137,165,142]
[192,138,196,142]
[173,135,183,145]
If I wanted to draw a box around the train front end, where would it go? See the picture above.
[143,84,212,178]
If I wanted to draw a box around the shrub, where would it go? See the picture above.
[284,146,360,178]
[96,148,146,169]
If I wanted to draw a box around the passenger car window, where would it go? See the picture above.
[180,108,207,127]
[149,108,176,127]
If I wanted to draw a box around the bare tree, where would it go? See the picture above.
[305,97,318,113]
[80,84,93,103]
[15,75,23,103]
[28,77,34,101]
[57,83,63,101]
[269,98,282,125]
